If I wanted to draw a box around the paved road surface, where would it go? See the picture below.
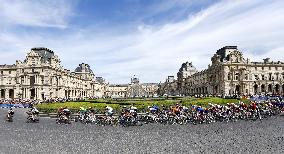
[0,108,284,154]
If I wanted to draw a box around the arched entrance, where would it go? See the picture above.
[30,89,35,99]
[214,86,218,94]
[275,84,280,94]
[254,84,258,94]
[261,84,265,93]
[0,89,5,98]
[9,89,14,99]
[268,84,272,93]
[235,85,240,95]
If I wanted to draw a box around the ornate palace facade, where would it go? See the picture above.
[0,47,106,100]
[105,76,159,98]
[178,46,284,96]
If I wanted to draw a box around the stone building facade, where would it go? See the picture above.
[0,47,106,100]
[177,62,198,95]
[180,46,284,96]
[105,76,159,98]
[158,76,178,96]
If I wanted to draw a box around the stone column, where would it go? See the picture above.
[35,75,38,84]
[27,88,30,99]
[26,76,29,85]
[36,88,39,100]
[5,89,9,99]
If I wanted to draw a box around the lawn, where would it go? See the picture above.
[35,97,251,113]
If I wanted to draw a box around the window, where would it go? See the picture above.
[235,73,239,80]
[245,74,248,80]
[255,67,257,71]
[262,67,264,70]
[269,66,271,70]
[9,71,11,74]
[262,75,265,80]
[1,71,3,75]
[228,73,231,80]
[275,67,278,70]
[255,75,259,80]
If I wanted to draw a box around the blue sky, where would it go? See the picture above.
[0,0,284,83]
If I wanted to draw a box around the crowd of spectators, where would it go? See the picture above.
[0,96,93,106]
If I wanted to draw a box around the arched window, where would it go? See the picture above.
[268,84,272,92]
[235,73,239,80]
[261,84,265,92]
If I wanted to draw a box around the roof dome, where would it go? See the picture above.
[75,63,93,73]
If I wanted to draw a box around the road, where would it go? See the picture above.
[0,108,284,154]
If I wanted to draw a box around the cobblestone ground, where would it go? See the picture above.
[0,108,284,154]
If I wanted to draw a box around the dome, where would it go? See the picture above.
[75,63,93,73]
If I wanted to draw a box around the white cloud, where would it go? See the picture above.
[0,0,72,28]
[0,0,284,84]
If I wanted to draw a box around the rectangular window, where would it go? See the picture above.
[262,67,264,70]
[9,71,11,74]
[1,71,3,75]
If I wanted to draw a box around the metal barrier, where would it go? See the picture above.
[0,104,30,108]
